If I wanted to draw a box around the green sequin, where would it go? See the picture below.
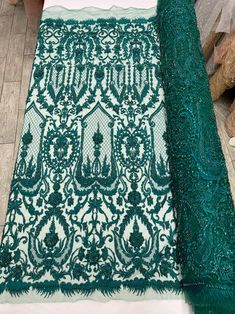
[158,0,235,312]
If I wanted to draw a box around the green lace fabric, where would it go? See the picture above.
[158,0,235,313]
[0,2,234,312]
[0,6,182,303]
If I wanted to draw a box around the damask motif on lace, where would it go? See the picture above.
[0,17,181,297]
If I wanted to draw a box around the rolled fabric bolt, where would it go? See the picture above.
[214,30,235,65]
[158,0,235,312]
[210,37,235,101]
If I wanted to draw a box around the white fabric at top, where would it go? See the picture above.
[43,0,156,10]
[42,6,157,21]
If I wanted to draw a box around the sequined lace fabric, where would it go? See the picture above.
[0,2,234,313]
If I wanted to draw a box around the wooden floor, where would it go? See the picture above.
[0,0,37,237]
[0,0,234,239]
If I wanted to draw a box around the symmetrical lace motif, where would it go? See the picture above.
[0,17,181,297]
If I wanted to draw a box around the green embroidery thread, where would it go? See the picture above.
[158,0,235,313]
[0,16,181,297]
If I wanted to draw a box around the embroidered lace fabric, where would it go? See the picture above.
[0,6,182,303]
[0,2,234,313]
[158,0,235,313]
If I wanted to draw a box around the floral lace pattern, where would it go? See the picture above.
[0,2,234,310]
[158,0,235,313]
[0,16,181,297]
